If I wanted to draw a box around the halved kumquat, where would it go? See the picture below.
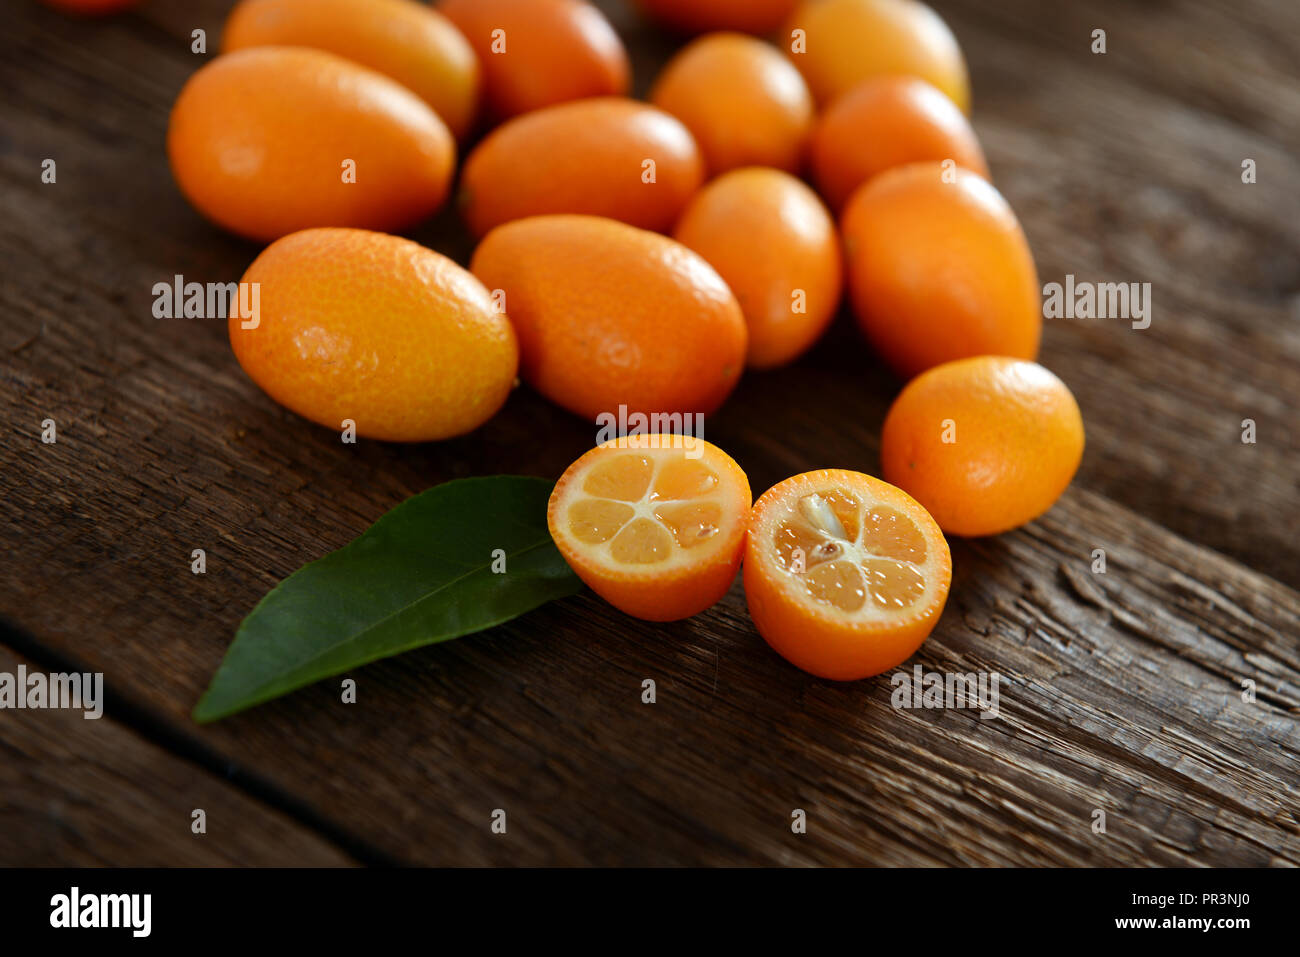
[744,469,950,680]
[548,435,752,622]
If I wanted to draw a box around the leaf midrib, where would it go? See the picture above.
[205,536,558,707]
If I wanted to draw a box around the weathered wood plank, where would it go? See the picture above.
[0,647,354,866]
[0,0,1296,864]
[940,0,1300,586]
[3,421,1297,865]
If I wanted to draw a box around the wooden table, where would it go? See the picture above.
[2,0,1297,866]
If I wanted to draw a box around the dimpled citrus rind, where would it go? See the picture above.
[744,469,951,680]
[230,227,517,442]
[782,0,971,113]
[650,33,813,177]
[469,215,746,422]
[810,75,988,212]
[841,162,1040,378]
[460,98,704,237]
[880,357,1085,537]
[547,435,751,621]
[439,0,630,120]
[222,0,481,139]
[673,168,841,369]
[167,46,455,243]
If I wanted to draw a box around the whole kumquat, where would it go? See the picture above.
[222,0,481,139]
[460,98,703,236]
[651,33,814,177]
[231,228,517,442]
[674,168,841,369]
[470,214,746,421]
[841,161,1040,378]
[782,0,970,113]
[439,0,629,120]
[880,356,1085,537]
[168,47,455,242]
[811,75,988,212]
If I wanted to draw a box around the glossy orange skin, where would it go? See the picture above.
[744,469,951,680]
[222,0,481,139]
[811,75,988,212]
[470,215,747,421]
[636,0,799,34]
[168,48,455,243]
[841,162,1040,379]
[438,0,629,120]
[460,98,704,236]
[548,435,752,621]
[783,0,970,112]
[880,357,1085,536]
[41,0,138,13]
[231,228,517,442]
[674,168,840,369]
[651,33,813,177]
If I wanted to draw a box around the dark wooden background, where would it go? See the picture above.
[1,0,1297,866]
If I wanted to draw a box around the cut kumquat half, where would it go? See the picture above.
[547,434,752,621]
[744,469,951,680]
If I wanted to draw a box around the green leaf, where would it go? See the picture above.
[193,476,581,722]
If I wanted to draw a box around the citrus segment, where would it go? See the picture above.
[655,501,722,548]
[745,469,950,679]
[652,459,720,501]
[611,520,673,564]
[567,499,634,544]
[548,435,751,621]
[583,453,654,500]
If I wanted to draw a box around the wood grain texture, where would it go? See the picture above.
[0,649,354,866]
[0,0,1296,865]
[938,0,1300,587]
